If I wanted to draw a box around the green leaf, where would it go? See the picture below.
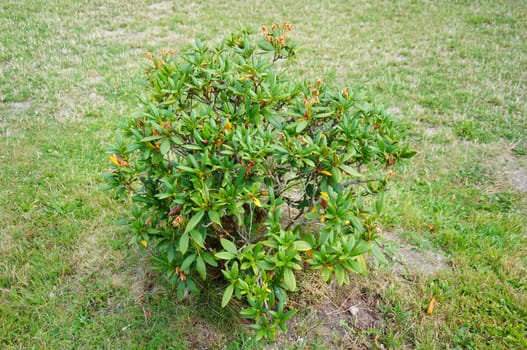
[185,210,205,234]
[140,135,162,142]
[257,260,274,270]
[160,138,170,155]
[220,238,238,255]
[293,240,311,251]
[321,266,332,282]
[201,251,218,266]
[280,309,297,331]
[283,268,296,291]
[348,259,366,275]
[214,251,236,260]
[231,261,239,278]
[170,135,184,145]
[371,245,388,265]
[339,164,362,177]
[267,115,282,129]
[400,150,417,159]
[167,246,176,263]
[208,210,221,225]
[240,307,258,318]
[186,279,199,295]
[269,145,288,154]
[179,232,189,254]
[234,167,246,187]
[177,281,186,300]
[295,120,308,133]
[176,165,200,174]
[304,211,319,220]
[182,144,203,151]
[348,215,364,233]
[258,40,275,52]
[125,143,142,152]
[331,167,342,183]
[180,254,196,271]
[375,191,384,215]
[195,256,206,280]
[262,239,279,249]
[351,240,372,256]
[222,284,234,308]
[335,266,346,286]
[190,229,205,248]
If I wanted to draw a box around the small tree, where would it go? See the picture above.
[105,22,414,340]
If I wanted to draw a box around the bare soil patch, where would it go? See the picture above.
[509,166,527,192]
[268,272,387,349]
[185,317,228,350]
[382,231,449,276]
[3,100,32,112]
[71,227,113,277]
[100,26,188,46]
[386,106,402,117]
[148,1,173,12]
[1,100,33,135]
[486,146,527,193]
[424,125,444,137]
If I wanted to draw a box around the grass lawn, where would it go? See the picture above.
[1,0,526,349]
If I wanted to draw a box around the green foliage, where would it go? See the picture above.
[105,22,413,340]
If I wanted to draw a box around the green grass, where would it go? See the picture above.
[1,0,526,348]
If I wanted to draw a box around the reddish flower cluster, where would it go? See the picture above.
[261,21,293,47]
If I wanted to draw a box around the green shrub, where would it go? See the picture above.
[105,22,414,340]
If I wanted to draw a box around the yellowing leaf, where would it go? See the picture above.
[109,155,120,167]
[252,197,262,207]
[225,120,232,132]
[356,254,367,272]
[109,154,127,167]
[140,240,148,247]
[320,170,332,176]
[320,191,329,199]
[320,216,326,223]
[426,297,436,315]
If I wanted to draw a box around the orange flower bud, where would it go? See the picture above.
[224,120,232,132]
[172,214,184,228]
[144,52,154,60]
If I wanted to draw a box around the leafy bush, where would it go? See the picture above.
[105,22,414,340]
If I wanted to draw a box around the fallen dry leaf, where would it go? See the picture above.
[426,297,436,315]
